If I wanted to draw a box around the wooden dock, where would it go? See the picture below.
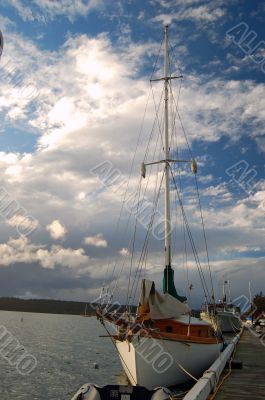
[213,328,265,399]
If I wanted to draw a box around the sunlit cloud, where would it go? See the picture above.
[119,247,130,257]
[84,234,108,248]
[46,220,67,240]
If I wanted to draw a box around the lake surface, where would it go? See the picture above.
[0,311,126,399]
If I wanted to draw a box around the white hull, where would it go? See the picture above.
[201,311,241,333]
[115,336,222,389]
[217,311,241,333]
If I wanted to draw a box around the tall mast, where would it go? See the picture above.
[142,26,195,299]
[164,25,171,269]
[248,281,252,304]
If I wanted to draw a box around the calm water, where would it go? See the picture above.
[0,311,126,399]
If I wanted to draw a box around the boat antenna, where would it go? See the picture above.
[248,281,252,305]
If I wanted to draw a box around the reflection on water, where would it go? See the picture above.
[0,311,123,399]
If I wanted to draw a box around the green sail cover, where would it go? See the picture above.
[163,266,187,303]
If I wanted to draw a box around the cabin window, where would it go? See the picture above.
[165,325,173,333]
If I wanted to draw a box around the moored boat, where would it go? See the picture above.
[201,281,242,333]
[201,302,241,333]
[97,25,224,389]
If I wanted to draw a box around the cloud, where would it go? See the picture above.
[152,4,226,25]
[0,31,263,222]
[36,245,88,269]
[46,220,67,240]
[1,22,264,157]
[0,236,89,269]
[3,0,102,23]
[180,5,225,22]
[84,233,108,248]
[0,30,156,153]
[203,183,232,202]
[0,7,264,303]
[4,0,37,22]
[35,0,102,22]
[119,247,130,256]
[6,214,39,232]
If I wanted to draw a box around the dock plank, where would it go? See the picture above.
[214,328,265,399]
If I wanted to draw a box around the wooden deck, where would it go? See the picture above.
[214,328,265,399]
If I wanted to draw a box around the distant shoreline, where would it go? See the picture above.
[0,297,97,316]
[0,297,137,316]
[0,297,199,317]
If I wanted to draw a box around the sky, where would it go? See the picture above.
[0,0,264,308]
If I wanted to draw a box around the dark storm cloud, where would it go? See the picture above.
[0,262,101,298]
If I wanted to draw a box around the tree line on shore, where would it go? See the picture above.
[0,297,96,315]
[0,293,264,317]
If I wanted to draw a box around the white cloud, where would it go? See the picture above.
[7,214,39,231]
[35,0,102,21]
[152,4,226,25]
[152,0,204,6]
[36,245,88,269]
[1,24,264,157]
[46,219,67,240]
[256,137,265,153]
[198,174,214,184]
[203,183,232,201]
[0,31,263,241]
[0,236,89,269]
[4,0,102,22]
[0,15,15,30]
[138,11,145,20]
[0,13,264,302]
[119,247,130,257]
[4,0,37,22]
[0,31,153,152]
[84,233,108,248]
[180,6,225,22]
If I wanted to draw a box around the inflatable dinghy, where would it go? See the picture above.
[71,383,172,400]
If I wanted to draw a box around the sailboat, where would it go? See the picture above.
[201,281,241,333]
[97,25,223,390]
